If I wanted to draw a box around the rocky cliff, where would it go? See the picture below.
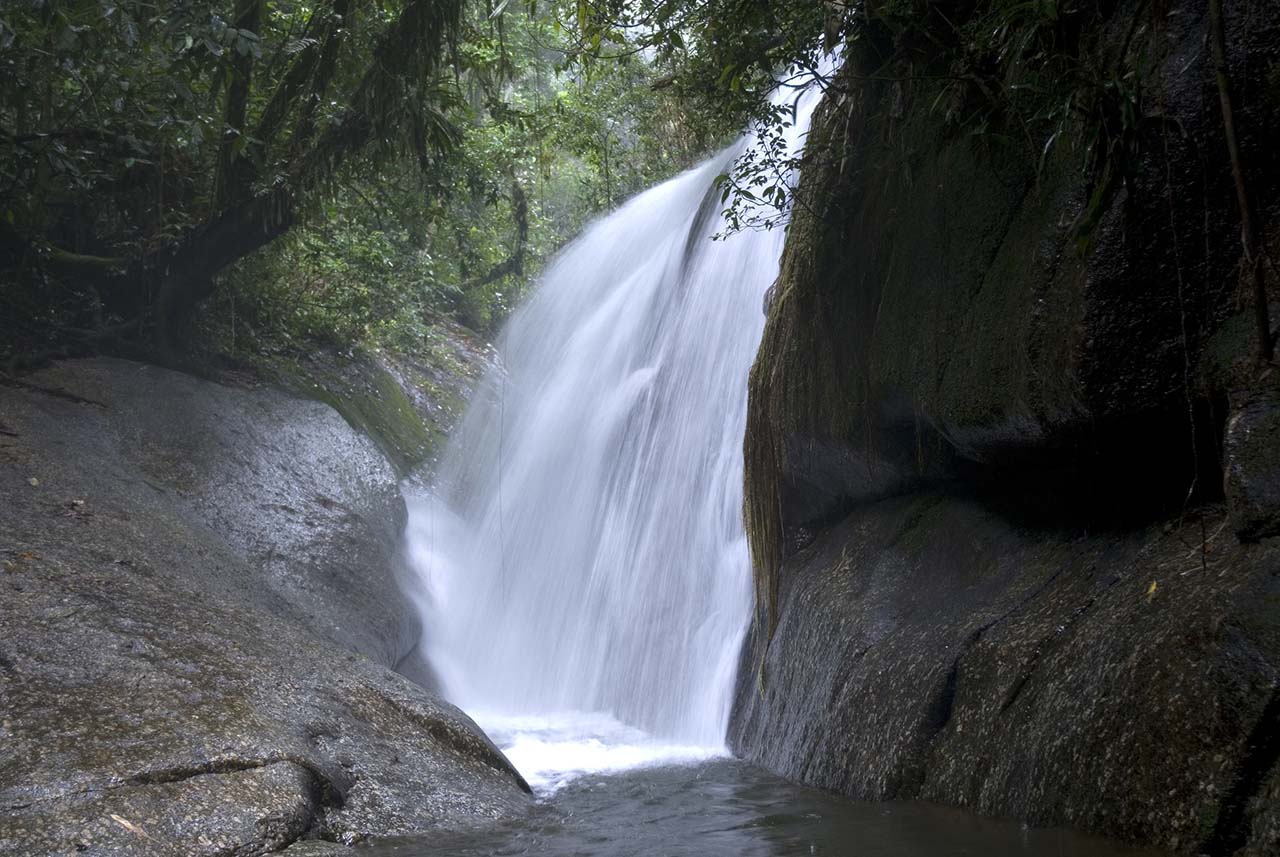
[733,1,1280,854]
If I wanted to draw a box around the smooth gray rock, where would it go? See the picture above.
[0,358,529,856]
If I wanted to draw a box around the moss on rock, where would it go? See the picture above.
[226,321,490,479]
[283,353,439,476]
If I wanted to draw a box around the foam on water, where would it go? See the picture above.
[469,711,724,793]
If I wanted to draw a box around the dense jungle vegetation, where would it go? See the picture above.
[2,0,1271,367]
[0,0,829,366]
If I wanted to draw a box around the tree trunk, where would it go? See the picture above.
[1209,0,1272,363]
[152,0,463,345]
[154,185,295,352]
[215,0,264,211]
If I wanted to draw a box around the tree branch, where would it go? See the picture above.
[462,174,528,291]
[46,246,129,278]
[154,0,464,345]
[215,0,265,211]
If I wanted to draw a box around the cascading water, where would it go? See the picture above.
[403,63,831,788]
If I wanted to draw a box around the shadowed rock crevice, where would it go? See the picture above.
[126,756,350,813]
[924,646,965,742]
[129,758,284,787]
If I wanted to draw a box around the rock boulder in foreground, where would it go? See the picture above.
[0,358,529,856]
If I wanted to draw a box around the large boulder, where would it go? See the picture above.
[744,0,1280,556]
[731,494,1280,855]
[0,358,528,856]
[735,1,1280,854]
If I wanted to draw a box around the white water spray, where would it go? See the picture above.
[404,63,831,787]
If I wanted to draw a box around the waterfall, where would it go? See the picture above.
[403,63,831,779]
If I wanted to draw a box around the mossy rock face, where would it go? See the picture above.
[737,2,1280,853]
[273,352,439,478]
[745,0,1280,589]
[247,321,491,479]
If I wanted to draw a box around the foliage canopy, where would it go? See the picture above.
[7,0,1249,365]
[0,0,797,362]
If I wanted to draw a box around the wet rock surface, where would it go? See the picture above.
[745,0,1280,537]
[238,322,493,480]
[1226,383,1280,541]
[0,358,529,856]
[737,2,1280,854]
[730,494,1280,856]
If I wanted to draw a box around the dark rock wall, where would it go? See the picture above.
[731,495,1280,855]
[735,1,1280,854]
[745,0,1280,549]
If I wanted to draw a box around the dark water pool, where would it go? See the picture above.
[363,758,1166,857]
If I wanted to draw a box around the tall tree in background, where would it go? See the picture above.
[1,0,465,352]
[1,0,804,361]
